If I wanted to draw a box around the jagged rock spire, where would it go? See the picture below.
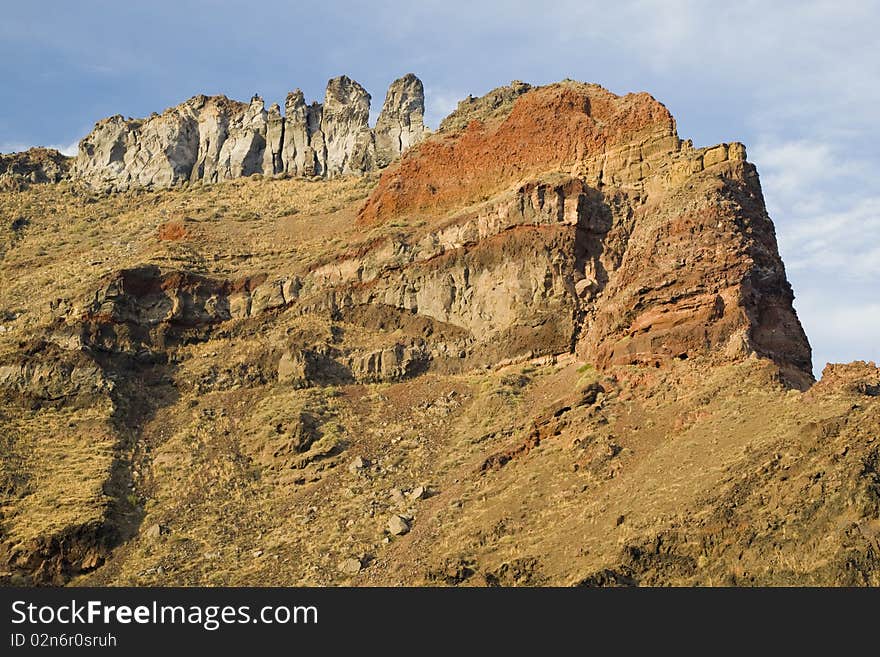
[375,73,426,167]
[72,75,428,190]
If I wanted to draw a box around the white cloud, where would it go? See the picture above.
[48,140,79,157]
[0,140,78,156]
[423,87,466,129]
[751,135,880,373]
[794,292,880,374]
[752,141,855,198]
[0,142,30,154]
[753,139,880,281]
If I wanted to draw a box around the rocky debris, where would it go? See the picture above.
[145,523,171,540]
[0,342,110,404]
[349,456,370,474]
[374,73,427,167]
[338,557,362,575]
[409,486,427,501]
[0,148,71,188]
[387,515,410,536]
[73,75,426,190]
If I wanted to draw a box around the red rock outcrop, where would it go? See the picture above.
[355,80,812,384]
[356,82,676,225]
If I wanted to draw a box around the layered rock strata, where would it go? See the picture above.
[66,80,811,384]
[0,78,837,587]
[357,81,812,384]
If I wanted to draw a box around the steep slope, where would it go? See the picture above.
[0,79,875,587]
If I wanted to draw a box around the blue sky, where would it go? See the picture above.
[1,1,877,374]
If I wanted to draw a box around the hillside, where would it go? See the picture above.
[0,79,878,586]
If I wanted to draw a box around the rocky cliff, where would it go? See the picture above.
[358,80,812,385]
[72,74,427,190]
[0,147,70,190]
[3,77,876,588]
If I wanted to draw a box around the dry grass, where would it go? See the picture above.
[0,174,379,337]
[64,349,878,587]
[0,403,116,543]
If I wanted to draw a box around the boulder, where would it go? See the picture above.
[349,456,370,474]
[387,515,410,536]
[338,558,362,575]
[277,350,309,387]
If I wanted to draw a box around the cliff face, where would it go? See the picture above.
[6,78,871,589]
[30,80,813,389]
[73,75,427,190]
[358,81,812,384]
[374,73,427,167]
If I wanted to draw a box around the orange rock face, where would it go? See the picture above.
[357,83,676,226]
[354,81,812,384]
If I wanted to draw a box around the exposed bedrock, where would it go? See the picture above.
[67,80,811,385]
[73,74,427,190]
[357,80,813,384]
